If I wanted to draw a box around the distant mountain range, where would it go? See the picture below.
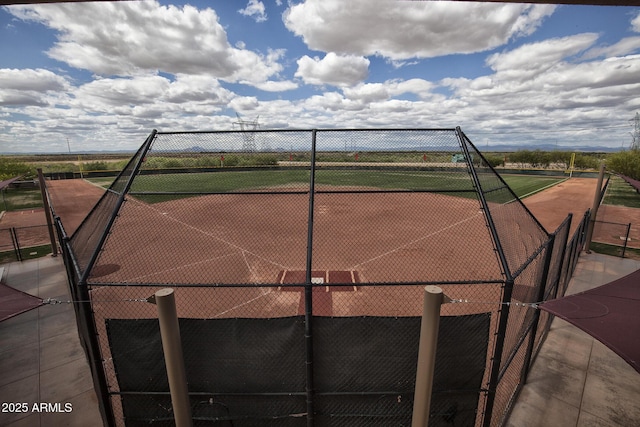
[474,143,624,153]
[1,143,628,155]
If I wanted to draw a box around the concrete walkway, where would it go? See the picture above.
[0,256,102,427]
[507,252,640,427]
[0,252,638,426]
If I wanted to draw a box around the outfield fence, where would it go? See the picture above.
[46,128,589,426]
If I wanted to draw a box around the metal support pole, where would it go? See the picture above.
[304,130,318,426]
[412,286,445,427]
[521,234,555,384]
[10,227,22,261]
[622,223,631,258]
[482,278,515,427]
[150,289,193,427]
[37,168,58,257]
[584,162,605,253]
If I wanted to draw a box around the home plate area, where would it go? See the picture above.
[276,270,360,316]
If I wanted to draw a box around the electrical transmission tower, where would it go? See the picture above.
[631,112,640,150]
[233,113,260,151]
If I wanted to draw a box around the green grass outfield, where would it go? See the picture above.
[87,168,564,204]
[500,174,566,199]
[602,175,640,208]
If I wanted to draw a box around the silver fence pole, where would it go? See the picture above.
[150,288,193,427]
[584,162,605,252]
[412,285,446,427]
[37,168,58,257]
[622,223,631,258]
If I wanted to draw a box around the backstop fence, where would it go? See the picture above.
[47,128,588,426]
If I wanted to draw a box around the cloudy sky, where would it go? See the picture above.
[1,0,639,153]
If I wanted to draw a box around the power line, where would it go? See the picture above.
[469,124,629,136]
[630,112,640,150]
[232,113,260,151]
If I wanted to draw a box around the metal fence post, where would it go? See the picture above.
[37,168,58,257]
[10,227,22,261]
[149,288,193,427]
[521,234,555,383]
[584,163,605,252]
[482,278,515,427]
[304,129,318,426]
[622,223,631,258]
[412,286,445,427]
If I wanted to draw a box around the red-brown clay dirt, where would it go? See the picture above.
[45,179,106,235]
[40,176,605,427]
[522,177,597,234]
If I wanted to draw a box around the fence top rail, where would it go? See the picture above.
[156,127,459,135]
[594,220,632,226]
[0,225,48,231]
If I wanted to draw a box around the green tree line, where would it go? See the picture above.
[3,149,639,180]
[506,150,601,170]
[606,149,640,180]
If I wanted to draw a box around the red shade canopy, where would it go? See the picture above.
[0,283,43,322]
[618,174,640,194]
[540,268,640,374]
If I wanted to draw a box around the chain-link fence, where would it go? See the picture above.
[591,220,634,258]
[0,225,52,263]
[48,128,586,426]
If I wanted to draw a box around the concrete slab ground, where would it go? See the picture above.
[0,256,102,427]
[507,252,640,427]
[0,251,638,426]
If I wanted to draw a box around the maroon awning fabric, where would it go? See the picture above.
[0,176,22,191]
[540,268,640,373]
[0,283,43,322]
[618,174,640,193]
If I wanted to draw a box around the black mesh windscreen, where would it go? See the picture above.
[107,313,490,426]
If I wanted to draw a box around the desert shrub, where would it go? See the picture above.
[0,158,35,180]
[607,150,640,180]
[83,161,109,171]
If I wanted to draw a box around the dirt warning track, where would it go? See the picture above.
[46,179,105,235]
[522,177,597,233]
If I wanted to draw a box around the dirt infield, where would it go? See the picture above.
[0,208,47,228]
[25,177,600,255]
[594,204,640,249]
[522,177,597,234]
[44,177,572,426]
[521,177,639,251]
[0,209,51,251]
[89,190,502,286]
[46,179,105,235]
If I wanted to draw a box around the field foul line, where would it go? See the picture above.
[499,178,569,205]
[213,288,274,318]
[136,199,289,271]
[381,172,469,179]
[518,177,569,200]
[242,250,258,282]
[350,211,484,270]
[126,251,240,282]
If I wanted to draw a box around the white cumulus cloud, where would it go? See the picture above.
[8,1,283,86]
[486,33,599,74]
[0,68,69,106]
[632,11,640,32]
[238,0,267,23]
[284,0,556,60]
[295,53,369,87]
